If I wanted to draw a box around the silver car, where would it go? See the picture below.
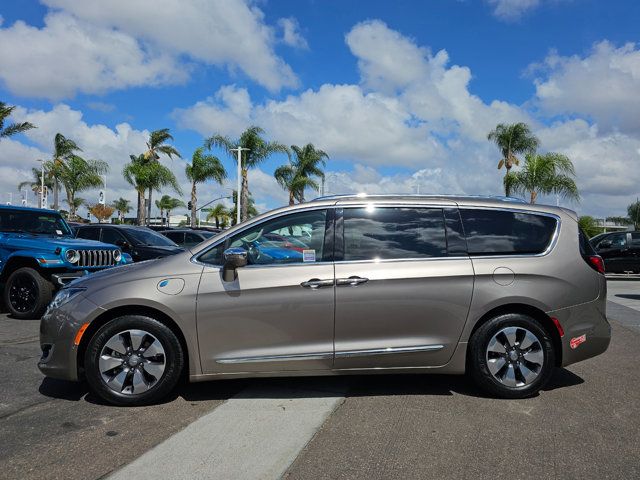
[39,195,611,405]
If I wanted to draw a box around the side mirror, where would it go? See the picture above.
[222,247,248,282]
[115,239,130,250]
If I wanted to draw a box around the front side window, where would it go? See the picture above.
[461,209,557,255]
[342,207,447,261]
[600,233,627,248]
[126,228,178,247]
[101,228,127,245]
[199,209,328,266]
[76,227,100,241]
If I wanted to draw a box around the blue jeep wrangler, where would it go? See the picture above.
[0,205,130,319]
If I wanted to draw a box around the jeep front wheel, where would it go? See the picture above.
[4,267,53,319]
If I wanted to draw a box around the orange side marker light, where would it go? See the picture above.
[74,322,90,346]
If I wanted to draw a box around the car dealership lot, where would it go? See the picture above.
[1,281,639,480]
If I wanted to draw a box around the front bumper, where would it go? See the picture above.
[51,271,88,287]
[38,294,104,381]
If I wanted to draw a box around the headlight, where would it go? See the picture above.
[65,249,80,264]
[113,249,122,262]
[48,287,86,310]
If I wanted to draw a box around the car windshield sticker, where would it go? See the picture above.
[303,249,316,262]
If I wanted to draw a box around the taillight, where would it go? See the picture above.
[586,255,605,274]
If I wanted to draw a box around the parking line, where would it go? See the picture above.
[107,383,345,480]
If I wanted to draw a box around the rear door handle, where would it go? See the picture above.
[300,278,334,289]
[336,276,369,286]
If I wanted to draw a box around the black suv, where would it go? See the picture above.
[75,224,184,262]
[159,228,219,248]
[590,231,640,273]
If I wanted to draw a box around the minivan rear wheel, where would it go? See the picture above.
[469,313,555,398]
[84,315,184,406]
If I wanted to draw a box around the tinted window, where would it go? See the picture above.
[101,228,126,245]
[163,231,184,245]
[0,209,72,237]
[600,233,627,248]
[185,232,205,247]
[579,229,597,256]
[76,227,100,241]
[125,228,178,247]
[342,207,446,261]
[461,209,557,255]
[199,210,328,266]
[631,233,640,245]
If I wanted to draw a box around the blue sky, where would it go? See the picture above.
[1,0,639,219]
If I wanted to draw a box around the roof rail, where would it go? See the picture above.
[312,193,527,203]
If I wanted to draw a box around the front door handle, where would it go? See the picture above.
[336,276,369,286]
[300,278,334,289]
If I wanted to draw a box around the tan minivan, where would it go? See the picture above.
[39,195,610,405]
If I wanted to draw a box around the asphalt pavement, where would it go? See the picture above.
[1,280,639,479]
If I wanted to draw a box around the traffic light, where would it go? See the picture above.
[187,201,192,210]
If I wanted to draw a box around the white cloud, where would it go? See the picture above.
[531,41,640,134]
[278,17,308,50]
[0,1,298,99]
[486,0,541,21]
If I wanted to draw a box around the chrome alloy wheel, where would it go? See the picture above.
[99,329,166,395]
[485,326,544,388]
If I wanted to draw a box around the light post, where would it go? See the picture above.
[195,193,233,227]
[229,147,250,225]
[39,159,45,208]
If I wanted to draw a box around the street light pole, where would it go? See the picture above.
[230,147,250,225]
[40,160,45,208]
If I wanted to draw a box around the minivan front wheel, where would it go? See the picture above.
[84,315,184,406]
[469,313,555,399]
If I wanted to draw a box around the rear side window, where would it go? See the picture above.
[342,207,447,261]
[76,227,100,241]
[460,209,557,256]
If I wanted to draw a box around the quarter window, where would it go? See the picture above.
[460,209,557,255]
[199,210,328,266]
[342,207,447,261]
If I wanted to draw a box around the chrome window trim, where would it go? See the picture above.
[333,256,469,266]
[335,344,444,358]
[216,352,333,364]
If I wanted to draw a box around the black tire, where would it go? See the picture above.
[84,315,184,406]
[4,267,53,319]
[469,313,556,399]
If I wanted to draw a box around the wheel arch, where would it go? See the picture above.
[467,303,563,367]
[0,256,41,282]
[77,305,190,379]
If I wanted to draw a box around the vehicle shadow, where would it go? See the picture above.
[615,294,640,300]
[39,368,584,406]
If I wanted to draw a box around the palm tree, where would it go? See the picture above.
[228,190,258,225]
[204,203,230,228]
[185,147,227,227]
[142,129,181,225]
[112,197,132,223]
[628,200,640,230]
[68,197,85,216]
[206,126,289,222]
[50,133,83,210]
[51,155,109,219]
[578,216,601,238]
[504,152,579,204]
[155,195,185,225]
[124,154,181,225]
[0,102,35,139]
[488,123,539,196]
[18,166,54,203]
[275,144,327,205]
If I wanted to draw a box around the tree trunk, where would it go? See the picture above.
[136,189,145,226]
[66,190,74,219]
[147,187,153,226]
[53,177,59,210]
[530,190,537,204]
[190,181,197,228]
[166,209,171,226]
[215,217,220,228]
[288,190,295,206]
[504,165,511,197]
[241,168,249,222]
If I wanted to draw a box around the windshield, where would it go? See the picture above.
[0,209,73,237]
[126,228,179,247]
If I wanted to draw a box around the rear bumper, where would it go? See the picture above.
[548,278,611,367]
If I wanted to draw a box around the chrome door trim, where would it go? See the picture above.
[335,344,444,358]
[216,352,333,364]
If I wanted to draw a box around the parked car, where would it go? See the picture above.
[39,195,610,406]
[159,229,217,248]
[0,205,130,319]
[590,231,640,273]
[75,224,184,262]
